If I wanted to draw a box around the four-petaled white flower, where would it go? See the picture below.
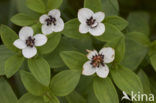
[78,8,105,36]
[13,27,47,59]
[39,9,64,35]
[82,47,115,78]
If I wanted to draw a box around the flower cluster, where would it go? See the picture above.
[13,8,111,78]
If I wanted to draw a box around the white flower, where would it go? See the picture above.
[13,27,47,59]
[78,8,105,36]
[39,9,64,35]
[82,47,115,78]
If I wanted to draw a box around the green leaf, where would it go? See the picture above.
[0,78,18,103]
[18,93,44,103]
[45,36,93,69]
[44,91,60,103]
[20,70,48,96]
[50,70,81,96]
[26,0,46,13]
[66,91,86,103]
[127,11,150,36]
[84,0,102,12]
[0,45,14,75]
[60,51,87,71]
[0,25,18,52]
[28,57,50,86]
[150,54,156,72]
[111,65,143,95]
[137,70,151,94]
[11,13,37,26]
[38,33,61,55]
[125,32,150,47]
[47,0,63,10]
[104,16,128,31]
[105,36,125,63]
[5,55,24,78]
[93,77,119,103]
[62,19,90,39]
[96,23,123,42]
[121,35,148,71]
[101,0,119,16]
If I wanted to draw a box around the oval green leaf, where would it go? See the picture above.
[111,65,143,95]
[47,0,63,10]
[84,0,102,12]
[20,70,48,96]
[60,51,87,71]
[5,55,24,78]
[38,33,61,55]
[104,16,128,31]
[0,25,18,52]
[28,57,50,86]
[62,19,90,39]
[50,70,81,96]
[11,13,37,26]
[26,0,46,13]
[93,77,119,103]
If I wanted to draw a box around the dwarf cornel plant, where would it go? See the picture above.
[0,0,156,103]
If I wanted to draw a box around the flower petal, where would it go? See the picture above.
[39,14,48,24]
[96,64,109,78]
[82,61,96,76]
[89,23,105,36]
[41,24,53,35]
[78,8,94,23]
[79,23,89,34]
[87,50,98,60]
[13,39,26,49]
[99,47,115,63]
[19,27,34,40]
[22,47,37,59]
[93,12,105,22]
[34,34,47,46]
[48,9,61,18]
[52,18,64,32]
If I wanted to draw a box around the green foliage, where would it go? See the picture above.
[111,65,143,95]
[127,12,150,36]
[28,57,50,87]
[0,45,13,75]
[84,0,102,12]
[50,70,81,96]
[0,78,18,103]
[150,54,156,72]
[26,0,46,13]
[104,16,128,31]
[38,33,61,55]
[101,0,119,16]
[18,93,44,103]
[5,55,24,78]
[60,51,87,71]
[96,23,123,42]
[63,19,90,39]
[93,77,119,103]
[20,70,48,96]
[47,0,63,10]
[65,91,86,103]
[0,25,18,52]
[11,13,37,26]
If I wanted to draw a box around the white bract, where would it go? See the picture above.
[39,9,64,35]
[13,27,47,59]
[78,8,105,36]
[82,47,115,78]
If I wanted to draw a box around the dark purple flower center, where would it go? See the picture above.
[45,15,56,26]
[86,16,97,28]
[26,36,35,48]
[90,54,104,68]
